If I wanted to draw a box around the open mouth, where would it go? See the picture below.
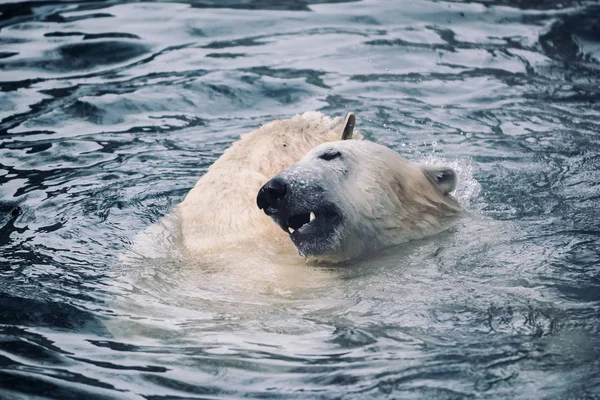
[266,203,343,257]
[273,205,341,239]
[284,211,316,234]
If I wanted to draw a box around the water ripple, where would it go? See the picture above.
[1,0,599,398]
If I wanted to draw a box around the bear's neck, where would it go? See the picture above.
[178,162,290,255]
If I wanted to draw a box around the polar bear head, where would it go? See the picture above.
[257,140,462,262]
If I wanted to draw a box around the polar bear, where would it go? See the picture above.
[177,111,361,261]
[110,112,463,339]
[177,111,461,264]
[256,140,462,262]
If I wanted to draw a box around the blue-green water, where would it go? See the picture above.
[1,0,599,398]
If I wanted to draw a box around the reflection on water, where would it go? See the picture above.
[1,0,599,398]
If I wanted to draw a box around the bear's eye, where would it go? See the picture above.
[319,150,342,161]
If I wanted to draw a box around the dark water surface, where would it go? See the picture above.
[1,0,600,398]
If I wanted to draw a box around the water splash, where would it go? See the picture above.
[411,145,483,209]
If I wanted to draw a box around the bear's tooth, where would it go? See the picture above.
[289,227,295,234]
[309,212,316,222]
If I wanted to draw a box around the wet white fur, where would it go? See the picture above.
[177,112,362,261]
[277,140,462,262]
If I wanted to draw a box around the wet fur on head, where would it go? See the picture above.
[260,140,462,262]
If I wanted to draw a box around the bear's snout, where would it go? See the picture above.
[257,178,288,215]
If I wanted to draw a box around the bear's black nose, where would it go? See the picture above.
[257,178,287,215]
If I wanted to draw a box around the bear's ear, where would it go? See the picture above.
[421,165,458,195]
[341,112,355,140]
